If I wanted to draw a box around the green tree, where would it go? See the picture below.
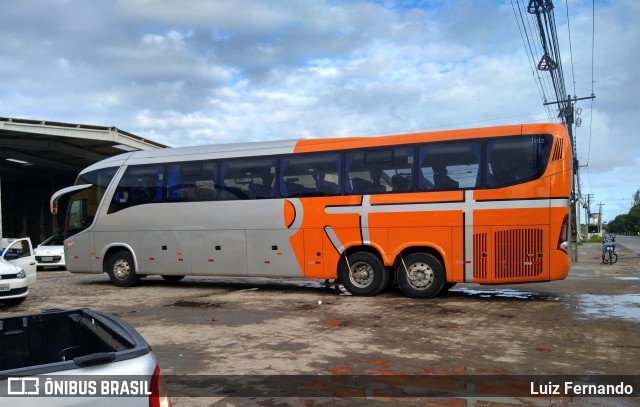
[628,204,640,235]
[606,214,626,233]
[605,190,640,234]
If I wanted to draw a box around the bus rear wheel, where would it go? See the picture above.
[107,251,140,287]
[340,252,389,296]
[397,253,444,299]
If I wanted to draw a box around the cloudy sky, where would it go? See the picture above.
[0,0,637,221]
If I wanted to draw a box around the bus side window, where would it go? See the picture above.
[345,147,413,195]
[280,152,341,197]
[108,165,164,213]
[167,161,217,202]
[419,142,480,190]
[220,157,275,200]
[486,135,551,188]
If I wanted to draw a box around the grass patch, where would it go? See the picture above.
[581,235,604,244]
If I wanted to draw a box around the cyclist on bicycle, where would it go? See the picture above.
[601,233,616,264]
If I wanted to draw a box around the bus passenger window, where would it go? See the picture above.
[108,165,164,213]
[345,147,414,195]
[280,152,341,197]
[432,164,459,189]
[167,161,217,202]
[419,142,480,190]
[486,135,551,187]
[221,157,275,200]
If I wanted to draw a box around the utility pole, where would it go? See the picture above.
[544,94,596,261]
[598,202,605,234]
[519,1,596,261]
[583,193,593,241]
[575,166,583,242]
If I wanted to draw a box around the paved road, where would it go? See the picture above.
[617,235,640,255]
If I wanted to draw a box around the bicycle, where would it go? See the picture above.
[604,244,618,265]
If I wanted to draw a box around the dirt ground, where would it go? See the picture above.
[2,239,640,406]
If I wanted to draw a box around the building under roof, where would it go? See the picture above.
[0,117,166,245]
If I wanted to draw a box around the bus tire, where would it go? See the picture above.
[340,252,388,296]
[397,253,444,299]
[162,275,185,282]
[107,251,140,287]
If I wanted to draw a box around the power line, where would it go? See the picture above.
[564,0,577,96]
[586,0,596,168]
[591,0,595,96]
[512,0,555,121]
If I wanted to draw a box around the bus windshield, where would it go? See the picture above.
[61,167,118,237]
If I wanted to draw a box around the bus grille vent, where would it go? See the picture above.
[494,228,543,279]
[551,138,564,161]
[473,232,487,279]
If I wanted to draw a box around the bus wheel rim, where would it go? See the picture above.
[406,262,434,289]
[349,261,374,288]
[113,259,130,280]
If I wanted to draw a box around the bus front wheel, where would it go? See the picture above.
[340,252,389,296]
[397,253,444,299]
[107,251,140,287]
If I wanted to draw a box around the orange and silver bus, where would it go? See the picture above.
[51,123,571,298]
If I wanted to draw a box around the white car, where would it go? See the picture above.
[0,238,37,306]
[35,235,66,270]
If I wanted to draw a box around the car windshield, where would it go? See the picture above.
[42,236,64,246]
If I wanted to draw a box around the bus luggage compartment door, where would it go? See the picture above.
[139,231,191,276]
[246,229,302,277]
[190,230,248,276]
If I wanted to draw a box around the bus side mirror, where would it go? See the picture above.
[50,184,93,216]
[50,200,59,215]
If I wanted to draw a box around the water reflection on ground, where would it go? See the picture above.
[448,287,556,300]
[576,293,640,322]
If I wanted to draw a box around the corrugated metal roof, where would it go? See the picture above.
[0,116,166,178]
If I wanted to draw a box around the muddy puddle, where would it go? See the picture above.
[576,293,640,322]
[449,287,560,301]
